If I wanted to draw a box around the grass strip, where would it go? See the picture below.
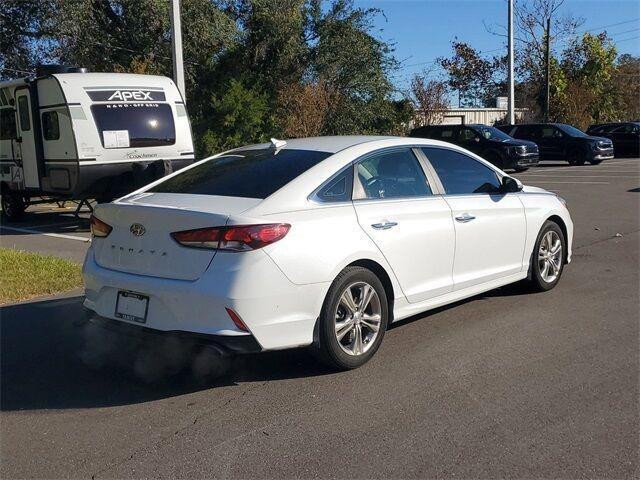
[0,248,82,305]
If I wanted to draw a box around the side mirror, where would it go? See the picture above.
[501,176,522,193]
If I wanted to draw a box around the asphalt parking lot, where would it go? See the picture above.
[1,158,638,479]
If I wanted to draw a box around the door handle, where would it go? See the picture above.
[455,213,476,223]
[371,220,398,230]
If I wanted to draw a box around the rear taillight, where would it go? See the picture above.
[171,224,290,251]
[90,214,112,238]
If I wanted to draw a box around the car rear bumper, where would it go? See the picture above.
[82,248,330,351]
[84,310,262,355]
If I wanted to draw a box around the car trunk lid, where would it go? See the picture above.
[91,193,261,280]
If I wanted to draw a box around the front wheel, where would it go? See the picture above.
[514,166,529,173]
[567,149,586,166]
[527,221,566,292]
[313,266,389,370]
[589,159,602,165]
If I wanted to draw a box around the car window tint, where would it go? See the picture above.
[317,168,353,202]
[150,148,331,199]
[356,148,431,200]
[460,128,478,141]
[440,128,456,139]
[421,147,501,195]
[541,127,562,139]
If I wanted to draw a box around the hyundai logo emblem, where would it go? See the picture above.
[130,223,146,236]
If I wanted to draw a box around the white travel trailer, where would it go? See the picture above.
[0,66,195,220]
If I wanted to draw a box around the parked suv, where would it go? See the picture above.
[586,122,640,157]
[409,124,539,172]
[498,123,613,165]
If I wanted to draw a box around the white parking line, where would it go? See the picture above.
[0,225,91,242]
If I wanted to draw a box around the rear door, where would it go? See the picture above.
[421,147,526,290]
[352,147,455,303]
[14,88,39,188]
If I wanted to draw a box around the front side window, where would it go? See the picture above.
[17,95,30,131]
[0,109,16,140]
[91,103,175,148]
[422,147,501,195]
[541,126,563,139]
[42,111,60,141]
[355,148,431,200]
[460,128,480,141]
[150,148,331,199]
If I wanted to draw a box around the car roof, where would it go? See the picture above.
[228,136,399,154]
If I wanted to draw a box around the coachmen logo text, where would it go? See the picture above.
[87,89,166,102]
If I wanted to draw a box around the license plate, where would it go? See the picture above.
[115,291,149,323]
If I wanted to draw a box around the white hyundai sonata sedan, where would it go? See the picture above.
[83,136,573,369]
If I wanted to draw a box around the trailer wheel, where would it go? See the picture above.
[1,191,26,222]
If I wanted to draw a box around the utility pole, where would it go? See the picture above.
[544,17,551,122]
[507,0,515,124]
[169,0,186,102]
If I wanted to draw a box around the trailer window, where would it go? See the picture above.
[42,111,60,141]
[91,103,175,148]
[17,96,30,131]
[0,109,16,140]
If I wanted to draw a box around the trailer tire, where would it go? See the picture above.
[1,190,26,222]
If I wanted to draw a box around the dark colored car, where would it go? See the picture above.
[498,123,614,165]
[586,122,640,157]
[409,124,539,172]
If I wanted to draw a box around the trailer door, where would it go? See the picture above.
[15,89,39,188]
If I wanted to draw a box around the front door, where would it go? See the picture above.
[537,126,565,159]
[421,147,527,290]
[352,148,455,303]
[15,89,39,188]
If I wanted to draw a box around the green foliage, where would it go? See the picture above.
[200,79,273,153]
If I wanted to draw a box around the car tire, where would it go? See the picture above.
[589,159,602,165]
[1,190,26,222]
[527,220,566,292]
[567,149,586,165]
[313,266,389,370]
[514,166,529,172]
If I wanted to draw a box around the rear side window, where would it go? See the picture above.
[42,111,60,140]
[422,147,501,195]
[0,109,16,140]
[91,103,175,148]
[355,148,431,200]
[150,148,331,199]
[315,168,353,203]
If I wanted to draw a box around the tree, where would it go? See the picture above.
[277,81,335,138]
[439,42,503,107]
[613,54,640,121]
[411,74,448,126]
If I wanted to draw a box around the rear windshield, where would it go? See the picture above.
[149,148,331,199]
[91,103,175,148]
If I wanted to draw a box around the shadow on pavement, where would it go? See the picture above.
[0,295,330,412]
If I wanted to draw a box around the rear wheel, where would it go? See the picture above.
[527,220,566,292]
[1,190,26,222]
[313,266,389,370]
[567,149,586,166]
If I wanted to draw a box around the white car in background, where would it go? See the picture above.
[83,136,573,370]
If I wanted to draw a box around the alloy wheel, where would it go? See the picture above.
[538,230,563,283]
[334,282,382,356]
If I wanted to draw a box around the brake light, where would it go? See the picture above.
[171,224,290,251]
[90,214,112,238]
